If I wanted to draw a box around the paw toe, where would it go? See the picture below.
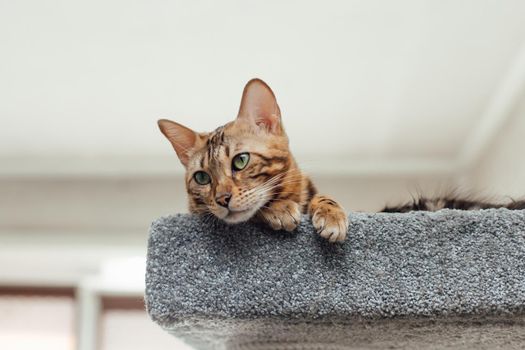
[312,209,348,243]
[262,201,301,232]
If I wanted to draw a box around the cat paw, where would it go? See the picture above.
[312,205,348,243]
[260,200,301,232]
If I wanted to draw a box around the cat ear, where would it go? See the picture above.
[158,119,198,166]
[237,78,282,133]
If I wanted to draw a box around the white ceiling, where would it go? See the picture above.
[2,0,525,175]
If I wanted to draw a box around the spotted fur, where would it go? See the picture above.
[158,78,348,242]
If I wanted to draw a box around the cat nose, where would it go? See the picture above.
[215,192,232,208]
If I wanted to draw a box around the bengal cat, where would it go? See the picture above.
[158,78,525,243]
[158,78,348,242]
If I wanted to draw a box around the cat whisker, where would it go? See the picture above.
[201,211,219,226]
[251,178,305,195]
[248,182,304,201]
[252,171,305,191]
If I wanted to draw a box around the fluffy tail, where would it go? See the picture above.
[382,197,525,213]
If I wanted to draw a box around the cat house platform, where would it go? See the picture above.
[145,209,525,349]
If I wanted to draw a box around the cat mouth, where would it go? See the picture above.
[223,207,258,224]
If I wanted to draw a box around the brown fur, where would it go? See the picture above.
[158,78,348,242]
[383,196,525,213]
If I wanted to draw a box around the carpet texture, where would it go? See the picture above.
[145,209,525,349]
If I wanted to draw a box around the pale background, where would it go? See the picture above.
[1,1,525,349]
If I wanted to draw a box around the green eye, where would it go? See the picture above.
[193,171,211,185]
[232,153,250,171]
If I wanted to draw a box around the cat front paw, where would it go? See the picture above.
[312,205,348,243]
[259,200,301,232]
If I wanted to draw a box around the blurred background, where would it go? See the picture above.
[1,1,525,349]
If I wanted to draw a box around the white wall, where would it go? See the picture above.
[468,98,525,199]
[3,0,525,179]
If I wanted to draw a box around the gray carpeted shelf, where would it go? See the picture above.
[145,209,525,349]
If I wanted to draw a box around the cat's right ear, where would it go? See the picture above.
[158,119,198,167]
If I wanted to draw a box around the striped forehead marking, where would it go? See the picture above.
[205,126,226,168]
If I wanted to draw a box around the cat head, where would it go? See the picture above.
[158,79,292,223]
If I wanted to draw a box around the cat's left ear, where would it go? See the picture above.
[237,78,282,134]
